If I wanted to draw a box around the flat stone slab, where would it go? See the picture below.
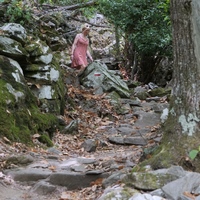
[162,172,200,200]
[134,110,161,127]
[5,156,109,190]
[48,171,109,190]
[108,136,147,146]
[124,137,147,145]
[6,168,51,182]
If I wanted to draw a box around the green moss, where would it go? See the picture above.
[0,76,58,145]
[10,125,31,142]
[38,134,53,147]
[121,187,138,198]
[103,187,138,200]
[51,57,66,115]
[136,91,150,100]
[124,172,176,191]
[25,40,50,56]
[135,111,200,172]
[0,103,58,144]
[25,64,45,71]
[148,87,171,97]
[0,110,31,143]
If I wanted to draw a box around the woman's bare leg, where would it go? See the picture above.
[75,65,85,76]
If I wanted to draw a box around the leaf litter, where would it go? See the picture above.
[0,84,164,199]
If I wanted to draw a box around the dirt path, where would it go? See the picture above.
[0,85,164,200]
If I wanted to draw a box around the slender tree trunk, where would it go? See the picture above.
[139,54,157,84]
[142,0,200,172]
[131,50,138,80]
[115,24,120,59]
[122,34,136,78]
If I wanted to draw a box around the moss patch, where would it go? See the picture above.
[135,113,200,172]
[0,77,58,145]
[38,134,53,147]
[125,172,176,190]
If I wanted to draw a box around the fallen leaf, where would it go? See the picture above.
[3,137,11,144]
[32,134,40,139]
[183,191,195,200]
[49,165,56,171]
[90,178,103,186]
[118,165,124,170]
[91,184,97,192]
[60,192,71,200]
[6,110,10,114]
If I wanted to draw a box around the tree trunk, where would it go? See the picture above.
[115,24,120,59]
[122,34,136,78]
[142,0,200,172]
[139,54,159,84]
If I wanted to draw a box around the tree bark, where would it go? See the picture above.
[139,54,161,84]
[115,24,120,59]
[141,0,200,172]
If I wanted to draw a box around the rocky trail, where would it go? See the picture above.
[0,73,168,200]
[0,3,199,199]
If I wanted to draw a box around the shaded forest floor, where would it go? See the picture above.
[0,81,163,200]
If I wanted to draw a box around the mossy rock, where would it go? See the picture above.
[0,56,59,144]
[124,171,177,191]
[38,134,53,147]
[148,87,171,97]
[136,91,150,100]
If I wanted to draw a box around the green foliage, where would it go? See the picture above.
[5,0,31,25]
[189,146,200,160]
[80,6,98,19]
[97,0,171,56]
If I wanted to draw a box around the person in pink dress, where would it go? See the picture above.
[70,23,93,72]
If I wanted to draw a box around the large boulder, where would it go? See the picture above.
[0,23,27,44]
[0,23,66,115]
[0,55,58,143]
[0,21,68,144]
[80,61,130,98]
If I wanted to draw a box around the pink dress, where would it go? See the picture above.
[71,34,89,69]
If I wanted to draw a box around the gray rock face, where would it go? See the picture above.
[0,22,66,115]
[0,22,67,144]
[81,139,98,152]
[8,169,51,182]
[98,166,200,200]
[48,171,107,190]
[0,36,28,59]
[31,181,57,195]
[162,172,200,200]
[0,23,27,44]
[80,61,130,98]
[5,156,109,191]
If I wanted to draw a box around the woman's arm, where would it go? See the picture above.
[87,49,93,61]
[70,34,79,59]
